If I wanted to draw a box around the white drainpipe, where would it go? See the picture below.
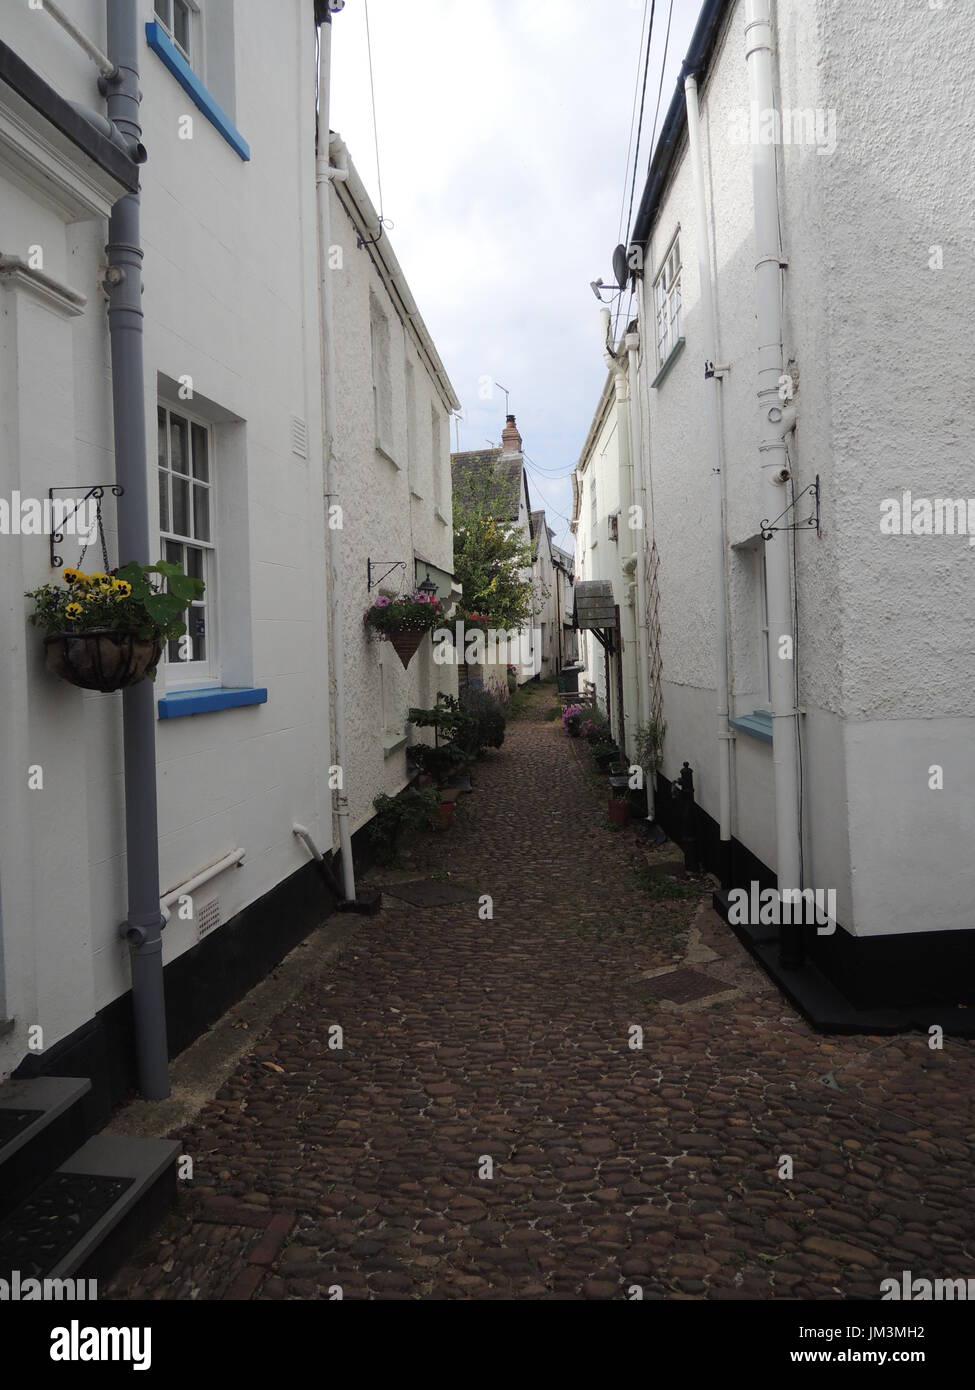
[684,71,733,875]
[624,328,655,820]
[600,310,632,752]
[160,849,245,925]
[316,14,356,903]
[744,0,802,957]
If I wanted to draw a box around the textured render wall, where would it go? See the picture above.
[637,0,974,934]
[0,2,333,1072]
[574,387,641,751]
[637,0,852,911]
[805,0,975,934]
[532,527,557,678]
[329,184,456,836]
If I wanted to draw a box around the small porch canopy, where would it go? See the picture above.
[572,580,625,751]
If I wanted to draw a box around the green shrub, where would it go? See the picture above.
[458,686,507,753]
[370,787,440,864]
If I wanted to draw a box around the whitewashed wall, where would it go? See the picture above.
[631,0,975,936]
[0,0,332,1077]
[328,171,457,836]
[574,380,641,757]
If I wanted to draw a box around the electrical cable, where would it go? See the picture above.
[647,0,675,170]
[358,0,390,248]
[617,0,651,252]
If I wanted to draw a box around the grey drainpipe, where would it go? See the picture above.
[103,0,169,1100]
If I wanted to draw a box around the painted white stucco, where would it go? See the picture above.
[596,0,975,939]
[531,510,557,680]
[573,373,641,759]
[0,2,459,1083]
[327,144,459,835]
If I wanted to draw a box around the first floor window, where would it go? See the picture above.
[154,0,193,62]
[653,233,682,368]
[158,404,215,683]
[759,547,771,706]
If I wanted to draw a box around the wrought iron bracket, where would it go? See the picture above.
[367,557,406,592]
[761,475,820,541]
[49,484,123,569]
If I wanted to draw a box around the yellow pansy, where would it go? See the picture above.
[63,567,86,586]
[65,602,83,620]
[112,579,132,599]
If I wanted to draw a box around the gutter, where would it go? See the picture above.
[0,38,140,192]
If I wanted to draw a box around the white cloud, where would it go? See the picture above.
[329,0,700,549]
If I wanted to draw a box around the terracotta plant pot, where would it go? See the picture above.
[44,630,163,692]
[608,796,631,827]
[388,630,426,669]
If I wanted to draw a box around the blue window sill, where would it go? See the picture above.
[158,686,267,720]
[145,22,250,161]
[729,710,773,745]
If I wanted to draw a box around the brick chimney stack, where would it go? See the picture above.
[501,413,522,456]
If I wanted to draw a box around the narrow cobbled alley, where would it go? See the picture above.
[108,685,975,1301]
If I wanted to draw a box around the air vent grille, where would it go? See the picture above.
[291,414,308,458]
[197,898,221,940]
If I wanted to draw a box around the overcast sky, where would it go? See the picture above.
[330,0,700,552]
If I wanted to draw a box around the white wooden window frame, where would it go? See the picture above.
[653,233,683,370]
[154,0,199,66]
[158,402,218,689]
[758,547,772,709]
[431,405,443,509]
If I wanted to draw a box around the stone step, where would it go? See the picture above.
[0,1076,92,1220]
[0,1134,180,1282]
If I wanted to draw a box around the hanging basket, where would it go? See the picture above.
[44,630,163,692]
[387,630,426,669]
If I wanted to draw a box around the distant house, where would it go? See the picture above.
[451,414,536,689]
[550,541,577,671]
[572,368,643,759]
[530,510,556,679]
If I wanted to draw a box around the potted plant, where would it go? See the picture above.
[26,561,204,693]
[436,787,460,831]
[592,740,620,772]
[506,664,518,694]
[635,717,667,797]
[364,589,442,669]
[562,703,583,736]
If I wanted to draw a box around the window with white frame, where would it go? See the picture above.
[431,406,443,509]
[154,0,195,63]
[758,546,771,707]
[370,295,393,458]
[157,404,215,684]
[405,359,419,495]
[653,233,682,369]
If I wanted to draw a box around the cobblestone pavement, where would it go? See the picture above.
[109,683,975,1300]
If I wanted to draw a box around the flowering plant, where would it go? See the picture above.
[363,590,442,637]
[26,561,204,643]
[459,609,491,631]
[562,702,583,734]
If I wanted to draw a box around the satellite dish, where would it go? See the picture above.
[612,243,630,291]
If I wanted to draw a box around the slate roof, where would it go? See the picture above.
[451,449,525,523]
